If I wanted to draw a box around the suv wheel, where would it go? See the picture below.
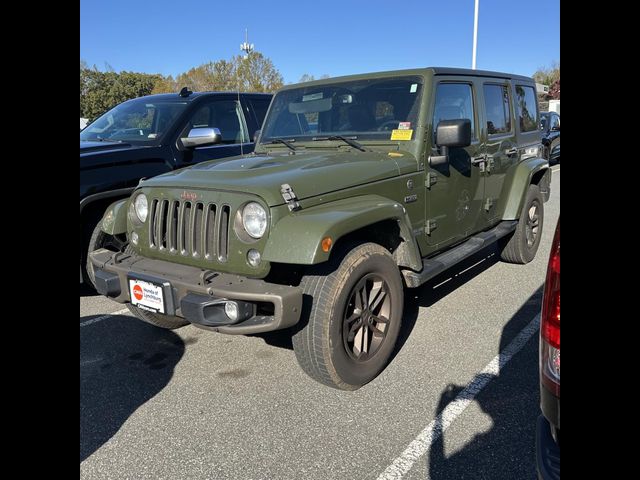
[501,184,544,264]
[85,219,125,289]
[292,243,403,390]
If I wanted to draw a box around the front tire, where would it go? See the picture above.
[85,219,125,289]
[500,184,544,264]
[292,243,404,390]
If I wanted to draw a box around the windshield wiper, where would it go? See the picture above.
[263,138,296,152]
[312,135,366,152]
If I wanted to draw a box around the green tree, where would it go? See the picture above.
[80,64,161,121]
[532,61,560,87]
[173,51,284,93]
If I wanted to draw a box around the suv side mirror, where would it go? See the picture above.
[429,119,472,166]
[181,127,222,148]
[253,129,261,142]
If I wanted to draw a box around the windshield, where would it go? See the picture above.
[261,76,424,143]
[80,98,188,144]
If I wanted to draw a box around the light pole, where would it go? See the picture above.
[472,0,479,69]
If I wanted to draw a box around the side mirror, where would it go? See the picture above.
[253,129,261,142]
[181,127,222,148]
[429,119,472,166]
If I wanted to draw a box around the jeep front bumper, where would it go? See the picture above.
[89,249,302,334]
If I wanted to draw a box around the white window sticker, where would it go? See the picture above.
[410,83,418,93]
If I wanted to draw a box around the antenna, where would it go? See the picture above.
[238,29,256,157]
[240,28,254,60]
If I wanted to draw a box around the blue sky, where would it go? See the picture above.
[80,0,559,84]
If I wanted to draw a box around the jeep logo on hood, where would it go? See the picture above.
[180,191,198,201]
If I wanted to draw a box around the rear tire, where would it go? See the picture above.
[123,243,189,330]
[501,184,544,264]
[292,243,404,390]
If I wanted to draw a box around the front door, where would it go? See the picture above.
[173,99,253,167]
[426,79,485,248]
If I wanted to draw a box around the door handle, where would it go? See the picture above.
[471,155,486,165]
[505,147,518,156]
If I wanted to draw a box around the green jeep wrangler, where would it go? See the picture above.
[90,67,551,390]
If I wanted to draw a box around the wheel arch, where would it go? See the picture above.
[263,195,423,271]
[502,158,550,220]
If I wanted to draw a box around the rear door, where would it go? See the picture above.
[426,78,485,247]
[480,80,518,223]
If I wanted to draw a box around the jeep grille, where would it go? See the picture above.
[148,198,230,262]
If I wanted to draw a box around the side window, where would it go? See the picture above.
[433,83,475,139]
[515,85,539,132]
[183,100,247,145]
[249,98,272,127]
[483,84,511,135]
[550,115,559,130]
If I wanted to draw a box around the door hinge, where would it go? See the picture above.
[484,197,494,211]
[425,172,437,189]
[280,183,301,211]
[425,219,438,235]
[486,156,495,173]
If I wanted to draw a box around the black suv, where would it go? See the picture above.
[540,112,560,163]
[80,90,273,286]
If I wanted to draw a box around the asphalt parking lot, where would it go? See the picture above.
[81,167,559,480]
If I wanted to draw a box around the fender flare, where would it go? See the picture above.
[99,199,129,236]
[502,158,549,220]
[263,195,422,270]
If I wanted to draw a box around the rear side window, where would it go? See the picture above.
[433,83,475,138]
[515,85,539,132]
[250,98,272,126]
[483,84,511,135]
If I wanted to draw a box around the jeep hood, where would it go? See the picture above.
[141,150,417,206]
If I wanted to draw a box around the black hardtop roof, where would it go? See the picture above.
[281,67,534,90]
[129,91,273,103]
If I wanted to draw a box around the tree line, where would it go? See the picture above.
[80,52,287,122]
[533,61,560,100]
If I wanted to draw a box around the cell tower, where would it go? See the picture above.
[240,28,254,59]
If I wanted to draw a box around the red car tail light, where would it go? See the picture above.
[540,219,560,396]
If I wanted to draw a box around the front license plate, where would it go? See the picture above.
[129,278,165,314]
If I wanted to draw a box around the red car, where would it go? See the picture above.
[536,218,560,479]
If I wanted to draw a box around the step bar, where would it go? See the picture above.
[402,220,518,288]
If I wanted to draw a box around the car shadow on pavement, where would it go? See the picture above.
[253,244,504,362]
[426,285,544,479]
[391,242,503,364]
[80,313,184,463]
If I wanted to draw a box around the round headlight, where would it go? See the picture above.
[134,194,148,223]
[242,202,267,239]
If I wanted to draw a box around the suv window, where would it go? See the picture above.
[433,83,475,138]
[249,98,272,126]
[483,84,511,135]
[184,100,247,144]
[550,114,559,130]
[515,85,539,132]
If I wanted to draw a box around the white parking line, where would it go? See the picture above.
[552,166,560,172]
[80,308,129,327]
[376,313,541,480]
